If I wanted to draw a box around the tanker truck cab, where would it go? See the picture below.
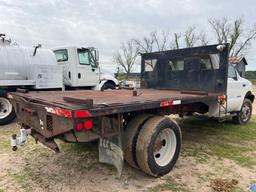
[53,46,118,90]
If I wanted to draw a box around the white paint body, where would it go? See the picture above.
[52,46,118,90]
[207,65,253,117]
[0,44,63,89]
[0,44,118,90]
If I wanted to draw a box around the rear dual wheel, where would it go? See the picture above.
[123,114,153,168]
[124,115,182,177]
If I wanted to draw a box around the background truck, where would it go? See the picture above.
[9,44,254,177]
[0,34,118,125]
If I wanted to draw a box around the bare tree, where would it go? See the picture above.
[113,40,139,78]
[133,31,169,53]
[209,17,256,56]
[198,31,209,46]
[184,26,199,48]
[152,31,169,51]
[132,31,170,71]
[133,32,155,53]
[170,33,181,49]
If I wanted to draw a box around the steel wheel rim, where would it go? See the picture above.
[0,98,12,119]
[240,102,251,122]
[153,128,177,167]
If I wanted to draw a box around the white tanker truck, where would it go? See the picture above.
[0,34,118,125]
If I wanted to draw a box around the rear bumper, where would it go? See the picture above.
[8,94,100,147]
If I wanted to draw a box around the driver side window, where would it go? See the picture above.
[228,64,237,80]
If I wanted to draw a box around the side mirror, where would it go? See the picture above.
[216,44,226,52]
[94,49,99,68]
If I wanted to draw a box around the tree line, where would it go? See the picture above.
[114,17,256,78]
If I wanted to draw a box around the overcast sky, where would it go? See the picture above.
[0,0,256,72]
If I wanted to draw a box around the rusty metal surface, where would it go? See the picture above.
[32,132,60,152]
[12,89,216,107]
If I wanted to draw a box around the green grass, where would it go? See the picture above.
[147,177,190,192]
[11,167,33,192]
[0,125,19,152]
[178,116,256,167]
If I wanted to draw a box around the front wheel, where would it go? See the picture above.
[101,82,116,91]
[232,98,252,125]
[0,94,16,125]
[136,116,182,177]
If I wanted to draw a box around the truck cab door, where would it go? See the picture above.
[76,48,99,87]
[53,49,72,86]
[227,64,244,112]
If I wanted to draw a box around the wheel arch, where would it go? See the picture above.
[245,91,255,103]
[104,80,116,87]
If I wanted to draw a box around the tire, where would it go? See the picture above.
[136,116,182,177]
[232,98,252,125]
[101,82,116,91]
[123,114,153,169]
[0,91,16,125]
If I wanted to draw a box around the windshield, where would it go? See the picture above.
[77,49,97,67]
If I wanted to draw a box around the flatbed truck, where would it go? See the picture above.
[9,44,254,177]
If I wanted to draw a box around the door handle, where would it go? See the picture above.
[92,68,95,72]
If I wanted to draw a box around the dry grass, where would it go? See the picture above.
[0,116,256,192]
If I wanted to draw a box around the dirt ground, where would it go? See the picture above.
[0,87,255,192]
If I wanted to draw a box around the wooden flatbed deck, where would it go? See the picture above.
[13,89,218,117]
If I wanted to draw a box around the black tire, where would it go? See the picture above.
[101,82,116,91]
[232,98,252,125]
[136,116,182,177]
[0,91,16,125]
[123,114,153,169]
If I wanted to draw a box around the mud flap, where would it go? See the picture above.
[99,136,124,177]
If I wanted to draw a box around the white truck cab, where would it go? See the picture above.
[53,46,118,90]
[207,62,254,124]
[227,64,253,112]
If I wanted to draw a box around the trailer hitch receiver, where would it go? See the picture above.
[10,128,31,151]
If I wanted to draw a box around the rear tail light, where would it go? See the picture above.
[160,100,170,107]
[45,107,72,118]
[74,110,91,118]
[160,99,181,107]
[217,95,226,104]
[76,123,83,132]
[84,120,93,130]
[75,120,93,131]
[45,107,91,119]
